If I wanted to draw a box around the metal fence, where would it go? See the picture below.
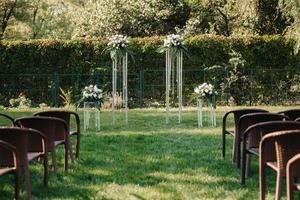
[0,68,299,107]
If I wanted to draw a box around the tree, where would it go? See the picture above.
[279,0,300,50]
[72,0,190,38]
[0,0,18,39]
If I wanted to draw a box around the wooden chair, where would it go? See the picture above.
[0,113,15,126]
[278,109,300,121]
[241,121,300,184]
[222,108,268,162]
[15,116,73,172]
[0,140,21,200]
[0,127,48,199]
[260,130,300,200]
[286,153,300,200]
[235,113,288,168]
[34,110,81,158]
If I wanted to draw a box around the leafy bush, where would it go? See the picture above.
[0,35,299,106]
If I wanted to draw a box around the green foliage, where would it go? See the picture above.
[0,0,295,39]
[221,51,250,105]
[0,35,298,106]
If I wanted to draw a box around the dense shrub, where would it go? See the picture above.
[0,35,299,106]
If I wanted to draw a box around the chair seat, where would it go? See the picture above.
[248,148,259,156]
[28,152,44,161]
[266,162,278,171]
[0,167,14,175]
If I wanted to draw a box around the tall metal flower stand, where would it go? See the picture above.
[84,102,101,131]
[112,53,128,125]
[165,50,183,124]
[197,99,216,128]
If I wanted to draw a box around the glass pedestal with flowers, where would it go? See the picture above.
[84,102,101,131]
[194,83,217,127]
[158,34,187,124]
[104,34,130,125]
[82,85,103,131]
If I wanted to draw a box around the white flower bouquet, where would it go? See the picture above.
[194,83,218,99]
[103,34,131,59]
[158,34,187,55]
[82,85,103,103]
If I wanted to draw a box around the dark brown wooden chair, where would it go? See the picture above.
[222,108,268,161]
[241,121,300,184]
[0,113,15,126]
[260,130,300,200]
[278,109,300,121]
[34,110,81,158]
[0,140,21,200]
[235,112,288,168]
[0,127,48,199]
[286,153,300,200]
[15,116,73,172]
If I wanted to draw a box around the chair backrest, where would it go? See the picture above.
[0,127,43,166]
[34,110,71,127]
[244,121,300,157]
[274,130,300,174]
[278,109,300,121]
[15,116,68,150]
[260,130,300,172]
[238,113,289,140]
[231,109,268,127]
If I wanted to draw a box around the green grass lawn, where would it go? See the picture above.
[0,106,299,199]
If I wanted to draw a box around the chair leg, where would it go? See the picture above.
[64,142,68,172]
[76,133,80,159]
[286,173,294,200]
[236,138,241,169]
[246,154,252,177]
[232,135,237,164]
[275,172,283,200]
[51,147,57,174]
[23,164,31,200]
[68,139,74,163]
[222,130,226,158]
[15,169,21,200]
[241,150,247,185]
[260,164,266,200]
[43,154,48,187]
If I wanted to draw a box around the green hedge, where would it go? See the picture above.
[0,35,299,107]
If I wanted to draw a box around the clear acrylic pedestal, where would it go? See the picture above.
[84,102,100,131]
[197,99,216,128]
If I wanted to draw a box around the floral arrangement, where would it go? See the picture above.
[82,85,103,103]
[9,92,32,108]
[194,83,218,98]
[103,34,130,59]
[158,34,187,55]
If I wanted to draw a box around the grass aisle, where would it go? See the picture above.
[0,106,297,199]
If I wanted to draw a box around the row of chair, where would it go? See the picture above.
[0,110,80,200]
[222,108,300,200]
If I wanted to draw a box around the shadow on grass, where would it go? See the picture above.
[7,132,275,199]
